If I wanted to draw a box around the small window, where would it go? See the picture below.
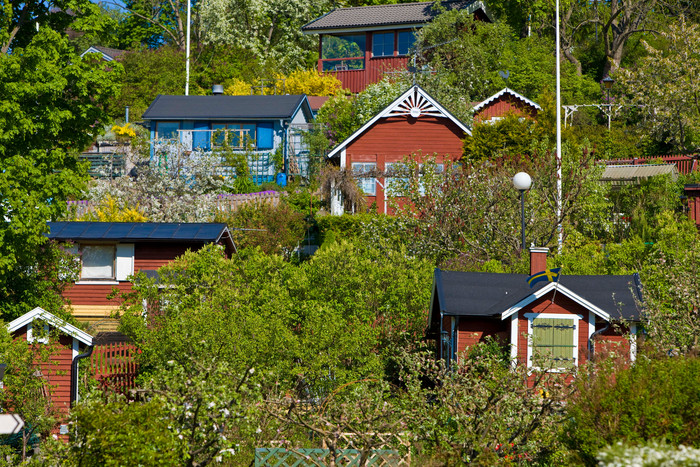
[212,123,255,149]
[81,245,115,280]
[352,162,377,195]
[156,122,180,140]
[531,317,577,369]
[397,31,416,55]
[372,32,394,57]
[385,162,410,196]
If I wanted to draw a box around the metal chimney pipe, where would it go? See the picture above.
[212,84,224,95]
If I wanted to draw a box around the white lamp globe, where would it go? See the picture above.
[513,172,532,191]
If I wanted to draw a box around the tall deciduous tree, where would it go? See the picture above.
[199,0,330,71]
[617,17,700,152]
[0,29,121,319]
[0,0,98,54]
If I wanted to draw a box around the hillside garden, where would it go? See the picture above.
[1,0,700,464]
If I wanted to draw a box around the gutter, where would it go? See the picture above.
[70,345,94,406]
[588,323,610,361]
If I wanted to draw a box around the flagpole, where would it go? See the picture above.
[185,0,191,96]
[556,0,563,253]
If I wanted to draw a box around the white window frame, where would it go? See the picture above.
[352,162,377,195]
[77,243,134,284]
[525,312,582,373]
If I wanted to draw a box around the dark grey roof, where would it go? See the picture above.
[302,0,487,32]
[432,269,642,322]
[141,94,310,121]
[47,222,230,243]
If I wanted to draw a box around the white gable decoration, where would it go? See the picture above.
[473,87,542,113]
[8,307,93,346]
[327,85,471,159]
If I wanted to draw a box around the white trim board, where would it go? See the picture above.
[473,87,541,113]
[327,85,471,160]
[8,307,93,346]
[500,282,611,322]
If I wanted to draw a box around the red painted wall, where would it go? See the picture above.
[474,95,538,123]
[63,243,202,306]
[345,116,466,213]
[10,330,79,438]
[456,317,508,356]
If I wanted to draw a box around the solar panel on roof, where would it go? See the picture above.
[106,223,135,238]
[193,224,223,240]
[126,223,157,239]
[83,223,111,239]
[171,224,202,239]
[54,222,87,239]
[152,224,179,239]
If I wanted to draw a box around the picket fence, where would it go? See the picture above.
[90,342,140,393]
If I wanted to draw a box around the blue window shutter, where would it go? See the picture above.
[257,122,274,150]
[193,121,210,150]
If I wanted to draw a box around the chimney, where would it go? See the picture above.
[212,84,224,95]
[530,247,549,275]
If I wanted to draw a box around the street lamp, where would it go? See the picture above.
[513,172,532,250]
[602,75,614,129]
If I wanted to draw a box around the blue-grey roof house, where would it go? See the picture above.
[141,93,315,183]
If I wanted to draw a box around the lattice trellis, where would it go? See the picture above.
[254,448,408,467]
[385,88,443,118]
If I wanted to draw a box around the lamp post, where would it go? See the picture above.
[602,75,614,130]
[0,363,6,389]
[513,172,532,250]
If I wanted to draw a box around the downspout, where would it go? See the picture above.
[588,323,610,362]
[70,345,94,406]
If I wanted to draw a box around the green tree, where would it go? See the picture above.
[200,0,332,72]
[617,17,700,152]
[0,327,62,462]
[0,29,121,320]
[0,0,98,54]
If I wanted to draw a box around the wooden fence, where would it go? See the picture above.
[90,343,140,393]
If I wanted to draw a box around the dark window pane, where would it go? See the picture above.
[322,34,366,59]
[373,32,394,57]
[398,30,416,55]
[157,122,179,140]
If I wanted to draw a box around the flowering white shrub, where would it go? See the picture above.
[597,441,700,466]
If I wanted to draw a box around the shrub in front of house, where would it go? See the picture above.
[564,355,700,464]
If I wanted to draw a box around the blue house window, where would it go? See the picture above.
[373,32,394,57]
[212,123,256,148]
[156,122,179,140]
[398,31,416,56]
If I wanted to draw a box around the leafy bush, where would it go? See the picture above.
[565,355,700,464]
[42,395,186,466]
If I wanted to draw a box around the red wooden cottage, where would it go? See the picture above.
[427,248,643,371]
[47,222,235,335]
[7,307,94,435]
[327,85,470,215]
[472,87,541,123]
[302,1,492,94]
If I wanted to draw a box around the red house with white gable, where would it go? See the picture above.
[8,307,94,435]
[472,88,541,123]
[302,1,492,94]
[427,248,642,370]
[47,222,235,336]
[328,85,470,214]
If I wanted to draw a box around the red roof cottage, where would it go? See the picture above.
[7,307,94,435]
[472,87,541,123]
[328,85,470,215]
[302,1,492,93]
[47,222,235,335]
[427,248,643,371]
